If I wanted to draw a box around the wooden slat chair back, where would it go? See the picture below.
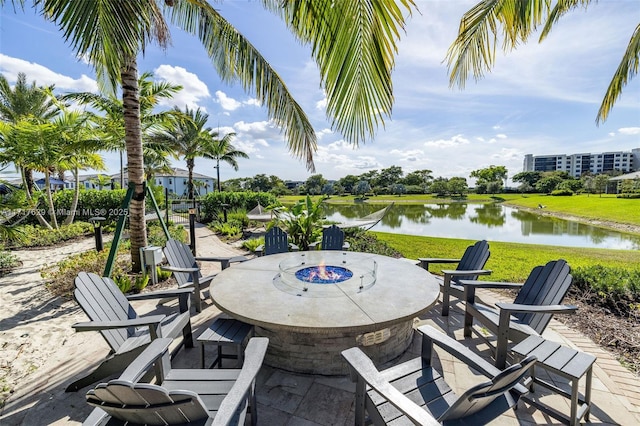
[262,226,290,256]
[512,259,573,333]
[164,238,201,288]
[84,337,269,426]
[461,259,576,368]
[320,224,347,250]
[67,272,194,392]
[341,325,535,425]
[420,240,491,316]
[162,238,249,312]
[74,272,137,350]
[455,240,490,281]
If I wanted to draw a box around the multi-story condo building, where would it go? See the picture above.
[523,148,640,178]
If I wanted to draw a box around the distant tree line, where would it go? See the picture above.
[223,165,638,198]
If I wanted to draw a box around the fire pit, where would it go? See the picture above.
[275,252,376,297]
[210,251,439,375]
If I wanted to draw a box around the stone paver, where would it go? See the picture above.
[1,223,639,425]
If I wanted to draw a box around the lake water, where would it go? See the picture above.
[323,203,640,250]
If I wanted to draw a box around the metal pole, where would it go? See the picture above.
[189,207,196,256]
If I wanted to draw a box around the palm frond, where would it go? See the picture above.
[167,0,318,170]
[597,23,640,124]
[267,0,415,146]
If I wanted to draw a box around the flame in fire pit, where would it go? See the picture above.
[295,262,353,284]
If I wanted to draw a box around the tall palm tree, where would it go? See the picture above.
[209,132,249,192]
[150,107,219,199]
[445,0,639,123]
[63,72,182,188]
[15,0,415,271]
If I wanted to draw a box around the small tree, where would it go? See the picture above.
[594,174,610,197]
[430,178,449,196]
[448,177,468,197]
[354,180,371,198]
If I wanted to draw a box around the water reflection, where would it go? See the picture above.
[323,203,640,250]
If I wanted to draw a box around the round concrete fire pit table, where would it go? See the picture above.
[209,251,439,375]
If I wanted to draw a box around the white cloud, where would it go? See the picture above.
[618,127,640,135]
[496,134,507,139]
[216,90,242,110]
[154,65,210,109]
[424,134,470,148]
[0,54,97,92]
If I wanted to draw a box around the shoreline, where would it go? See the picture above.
[505,204,640,237]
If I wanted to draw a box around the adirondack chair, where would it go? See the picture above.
[162,238,249,312]
[66,272,194,392]
[255,226,298,256]
[83,337,269,426]
[309,224,350,250]
[418,240,492,316]
[342,325,536,426]
[460,259,577,368]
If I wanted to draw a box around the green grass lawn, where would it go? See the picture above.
[373,232,640,282]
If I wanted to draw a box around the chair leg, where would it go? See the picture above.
[441,275,452,316]
[354,376,367,426]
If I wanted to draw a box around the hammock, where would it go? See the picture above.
[333,203,393,231]
[246,203,273,222]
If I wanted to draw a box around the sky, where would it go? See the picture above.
[1,1,639,186]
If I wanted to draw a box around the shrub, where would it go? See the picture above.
[211,222,242,239]
[571,265,640,317]
[242,237,264,253]
[42,247,129,297]
[0,249,20,276]
[9,222,94,248]
[156,265,172,281]
[344,228,402,258]
[53,189,127,223]
[551,189,574,196]
[147,220,187,247]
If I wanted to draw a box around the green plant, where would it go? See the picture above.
[133,272,149,292]
[572,265,640,317]
[8,222,94,248]
[41,245,129,297]
[0,249,20,275]
[211,222,241,238]
[242,237,264,252]
[273,195,324,251]
[113,274,133,293]
[344,228,401,258]
[551,189,574,196]
[156,265,172,281]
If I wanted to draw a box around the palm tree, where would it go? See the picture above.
[445,0,639,123]
[63,72,182,189]
[18,0,415,271]
[150,107,218,199]
[209,132,249,192]
[0,73,59,195]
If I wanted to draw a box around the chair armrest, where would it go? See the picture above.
[82,407,110,426]
[418,325,503,378]
[160,265,199,273]
[118,338,173,382]
[196,255,249,270]
[72,315,166,332]
[458,280,523,289]
[496,303,578,315]
[308,241,321,249]
[213,338,270,426]
[417,258,460,271]
[289,243,299,252]
[442,269,492,277]
[343,242,351,249]
[341,347,440,426]
[255,245,264,256]
[126,287,194,301]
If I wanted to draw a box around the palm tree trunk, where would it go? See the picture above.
[63,166,80,225]
[44,172,58,229]
[216,159,221,192]
[187,158,194,199]
[21,167,52,230]
[122,56,147,272]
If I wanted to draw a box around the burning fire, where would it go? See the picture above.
[307,261,341,282]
